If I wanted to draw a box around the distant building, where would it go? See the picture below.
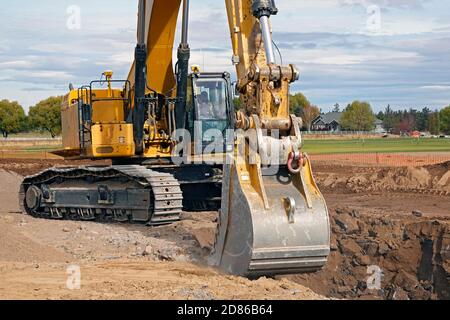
[311,112,385,133]
[373,119,385,134]
[311,112,342,132]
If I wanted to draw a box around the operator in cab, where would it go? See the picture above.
[198,91,213,119]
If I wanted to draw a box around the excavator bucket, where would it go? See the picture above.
[210,155,330,277]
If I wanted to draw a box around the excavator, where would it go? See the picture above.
[19,0,330,277]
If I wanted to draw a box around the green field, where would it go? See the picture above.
[2,137,450,157]
[303,138,450,155]
[7,132,55,139]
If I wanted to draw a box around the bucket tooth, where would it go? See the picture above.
[210,156,330,277]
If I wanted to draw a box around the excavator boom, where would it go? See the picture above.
[127,0,181,95]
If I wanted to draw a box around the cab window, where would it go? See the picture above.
[194,79,228,120]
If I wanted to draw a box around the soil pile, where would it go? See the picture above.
[317,162,450,195]
[0,212,324,300]
[0,215,71,263]
[0,159,110,177]
[0,170,22,213]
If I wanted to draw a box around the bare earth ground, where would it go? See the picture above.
[0,160,322,300]
[0,158,449,300]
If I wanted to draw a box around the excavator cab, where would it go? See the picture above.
[186,72,235,156]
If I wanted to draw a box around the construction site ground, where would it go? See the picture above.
[0,158,449,300]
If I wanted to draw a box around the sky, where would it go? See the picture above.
[0,0,449,113]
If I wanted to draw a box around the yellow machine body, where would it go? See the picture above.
[60,88,134,158]
[59,0,183,160]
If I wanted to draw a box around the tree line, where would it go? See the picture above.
[0,97,62,138]
[288,92,450,134]
[376,105,450,135]
[1,93,449,137]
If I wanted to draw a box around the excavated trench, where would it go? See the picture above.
[287,208,450,300]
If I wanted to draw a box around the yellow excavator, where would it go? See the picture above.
[19,0,330,276]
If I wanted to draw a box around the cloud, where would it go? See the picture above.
[0,0,449,112]
[0,60,34,69]
[420,85,450,91]
[339,0,430,10]
[21,87,56,92]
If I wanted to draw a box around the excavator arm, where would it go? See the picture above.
[209,0,331,276]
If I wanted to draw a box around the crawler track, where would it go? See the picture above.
[19,165,183,225]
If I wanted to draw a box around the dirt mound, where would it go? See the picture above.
[288,208,450,300]
[0,261,325,300]
[0,170,23,213]
[317,164,450,195]
[0,215,71,263]
[0,159,110,177]
[0,213,324,300]
[426,160,450,173]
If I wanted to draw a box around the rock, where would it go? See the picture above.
[279,283,290,290]
[408,286,433,300]
[62,228,70,233]
[412,211,423,218]
[437,171,450,187]
[290,289,302,295]
[368,229,377,238]
[390,287,409,300]
[382,259,398,272]
[393,270,419,292]
[355,254,371,266]
[331,225,341,234]
[143,246,153,256]
[338,238,362,256]
[337,286,352,294]
[378,242,390,256]
[156,246,181,261]
[365,242,379,256]
[334,214,360,235]
[322,174,337,188]
[192,228,215,250]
